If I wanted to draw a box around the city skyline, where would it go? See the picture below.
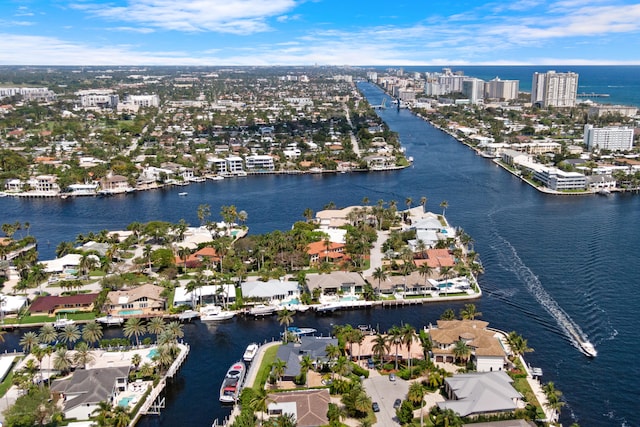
[1,0,640,66]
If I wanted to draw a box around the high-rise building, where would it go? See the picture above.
[462,78,485,104]
[485,77,519,101]
[531,71,578,108]
[583,124,634,151]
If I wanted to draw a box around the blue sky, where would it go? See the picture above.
[1,0,640,65]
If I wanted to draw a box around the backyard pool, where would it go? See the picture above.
[119,310,144,316]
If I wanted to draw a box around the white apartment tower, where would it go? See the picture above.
[485,77,519,101]
[531,71,578,108]
[583,124,634,151]
[462,78,485,104]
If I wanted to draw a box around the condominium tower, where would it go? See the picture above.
[531,71,578,108]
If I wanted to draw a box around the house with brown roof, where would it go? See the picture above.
[306,272,366,296]
[267,389,331,427]
[174,246,220,269]
[428,320,508,372]
[306,240,346,265]
[28,293,100,316]
[105,284,166,317]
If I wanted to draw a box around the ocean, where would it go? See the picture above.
[1,67,639,426]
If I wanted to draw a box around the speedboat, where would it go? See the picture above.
[96,315,124,326]
[178,192,188,196]
[283,326,317,337]
[314,302,341,313]
[579,340,598,358]
[247,304,277,317]
[53,316,75,329]
[200,305,235,321]
[219,361,246,403]
[243,343,259,362]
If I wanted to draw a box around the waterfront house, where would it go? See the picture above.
[105,284,166,316]
[99,174,131,194]
[174,246,220,269]
[306,240,346,265]
[241,279,300,304]
[0,293,28,314]
[306,272,366,297]
[266,389,331,427]
[173,283,235,307]
[28,293,100,316]
[275,337,338,381]
[50,366,130,420]
[428,320,507,372]
[437,371,523,418]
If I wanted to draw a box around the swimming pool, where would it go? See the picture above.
[281,298,300,305]
[340,295,360,302]
[438,282,454,289]
[118,396,133,407]
[119,310,143,316]
[147,348,158,359]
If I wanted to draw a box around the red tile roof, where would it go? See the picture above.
[29,293,100,314]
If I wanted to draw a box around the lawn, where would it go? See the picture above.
[6,311,98,325]
[0,357,20,397]
[512,377,546,419]
[251,345,280,390]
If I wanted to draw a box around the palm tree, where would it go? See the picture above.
[82,321,103,348]
[147,317,165,342]
[506,331,534,358]
[439,200,448,216]
[372,267,387,295]
[401,323,417,373]
[325,343,341,361]
[143,244,153,272]
[420,196,427,212]
[38,324,58,345]
[459,303,482,320]
[55,241,75,258]
[418,330,433,361]
[165,321,184,342]
[408,381,425,406]
[112,405,131,427]
[92,401,114,427]
[418,263,434,292]
[302,208,314,222]
[248,387,270,422]
[372,333,389,368]
[18,331,39,357]
[58,324,81,348]
[271,358,287,385]
[131,353,142,370]
[543,381,565,419]
[453,340,471,365]
[277,308,294,343]
[53,348,73,374]
[386,326,403,370]
[123,317,147,347]
[73,341,95,369]
[440,308,456,320]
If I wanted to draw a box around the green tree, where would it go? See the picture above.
[459,303,482,320]
[386,326,403,370]
[123,317,147,347]
[53,348,73,374]
[58,323,81,348]
[396,400,414,424]
[2,386,61,427]
[73,341,95,369]
[19,331,39,354]
[82,321,103,348]
[440,308,456,320]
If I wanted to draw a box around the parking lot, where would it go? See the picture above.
[363,373,409,426]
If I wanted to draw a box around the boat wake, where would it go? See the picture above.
[492,231,596,357]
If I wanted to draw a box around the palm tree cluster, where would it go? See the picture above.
[123,317,183,371]
[505,331,534,359]
[543,381,566,420]
[92,400,132,427]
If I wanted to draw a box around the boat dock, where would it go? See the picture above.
[129,343,190,426]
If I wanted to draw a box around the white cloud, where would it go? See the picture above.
[71,0,300,34]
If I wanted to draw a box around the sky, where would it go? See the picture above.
[1,0,640,66]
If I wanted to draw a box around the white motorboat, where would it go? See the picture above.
[283,326,317,336]
[53,316,75,329]
[219,361,246,403]
[579,340,598,358]
[178,192,188,196]
[96,315,125,326]
[178,310,199,321]
[199,305,235,321]
[247,304,277,317]
[314,302,341,313]
[243,343,259,362]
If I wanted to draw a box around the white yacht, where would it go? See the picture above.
[247,304,277,317]
[243,343,259,362]
[199,305,235,321]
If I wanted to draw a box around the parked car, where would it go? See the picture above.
[393,398,402,409]
[389,373,396,381]
[372,402,380,412]
[367,359,375,369]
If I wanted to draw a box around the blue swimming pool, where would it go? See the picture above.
[147,348,158,359]
[340,295,360,302]
[118,396,133,407]
[119,310,143,316]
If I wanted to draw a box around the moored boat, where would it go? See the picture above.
[247,304,277,317]
[199,304,235,321]
[219,361,246,403]
[96,315,125,326]
[243,343,259,362]
[53,316,75,329]
[283,326,317,337]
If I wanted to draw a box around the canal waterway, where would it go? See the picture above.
[1,81,639,426]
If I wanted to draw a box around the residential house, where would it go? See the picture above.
[51,366,130,420]
[105,284,166,316]
[99,174,131,194]
[306,272,366,296]
[428,320,508,372]
[174,246,220,269]
[437,371,523,417]
[241,279,301,304]
[275,336,338,381]
[28,293,100,316]
[306,240,346,265]
[267,389,331,427]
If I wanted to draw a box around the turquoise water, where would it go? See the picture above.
[281,298,300,305]
[119,310,143,316]
[438,283,454,289]
[147,349,158,359]
[340,296,360,302]
[63,268,77,275]
[118,396,133,407]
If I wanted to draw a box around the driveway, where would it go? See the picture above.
[363,374,409,426]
